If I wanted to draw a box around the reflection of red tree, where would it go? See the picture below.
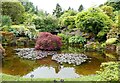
[35,32,62,51]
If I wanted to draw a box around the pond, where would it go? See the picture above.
[2,45,119,78]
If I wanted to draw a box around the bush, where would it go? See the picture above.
[33,15,59,32]
[0,31,15,46]
[59,10,77,28]
[101,5,114,18]
[10,25,38,39]
[2,1,25,24]
[35,32,62,51]
[97,62,120,81]
[61,10,77,18]
[84,42,102,51]
[75,8,113,38]
[23,12,37,26]
[69,36,86,44]
[57,33,70,43]
[60,16,76,29]
[1,15,12,27]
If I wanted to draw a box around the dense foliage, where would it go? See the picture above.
[57,33,70,43]
[35,32,62,50]
[69,36,86,44]
[9,25,38,39]
[101,5,114,19]
[20,1,36,13]
[61,16,76,29]
[97,62,120,81]
[104,0,120,11]
[117,11,120,27]
[60,10,77,19]
[75,8,113,39]
[2,0,25,24]
[33,15,59,32]
[59,10,77,28]
[1,0,120,81]
[1,15,12,27]
[23,12,37,25]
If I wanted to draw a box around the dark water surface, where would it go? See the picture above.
[2,45,119,78]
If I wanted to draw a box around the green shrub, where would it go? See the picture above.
[23,12,37,25]
[57,33,70,43]
[1,15,12,27]
[84,42,102,51]
[69,36,86,44]
[62,10,77,17]
[101,5,114,19]
[2,1,25,24]
[59,10,77,28]
[60,16,76,29]
[97,62,120,81]
[75,8,113,38]
[10,25,38,39]
[33,15,59,32]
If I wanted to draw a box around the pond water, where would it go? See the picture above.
[2,45,119,78]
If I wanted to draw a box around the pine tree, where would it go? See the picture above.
[78,4,84,12]
[53,3,63,18]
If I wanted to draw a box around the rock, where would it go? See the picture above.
[52,53,89,65]
[15,48,57,60]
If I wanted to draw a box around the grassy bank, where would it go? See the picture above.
[0,73,100,81]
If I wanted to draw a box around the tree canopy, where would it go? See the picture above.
[2,1,25,24]
[75,8,113,37]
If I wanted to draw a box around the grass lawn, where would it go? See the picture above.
[0,73,101,82]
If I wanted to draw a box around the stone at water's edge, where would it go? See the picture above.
[52,53,89,65]
[15,48,57,60]
[15,48,89,65]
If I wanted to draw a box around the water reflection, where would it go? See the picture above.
[23,66,80,78]
[2,46,119,78]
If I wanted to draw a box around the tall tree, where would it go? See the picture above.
[53,3,63,18]
[78,4,84,12]
[35,6,39,14]
[68,6,74,11]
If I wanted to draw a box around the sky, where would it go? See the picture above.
[29,0,107,14]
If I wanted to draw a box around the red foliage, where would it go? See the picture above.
[35,32,62,51]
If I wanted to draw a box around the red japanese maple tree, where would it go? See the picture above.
[35,32,62,51]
